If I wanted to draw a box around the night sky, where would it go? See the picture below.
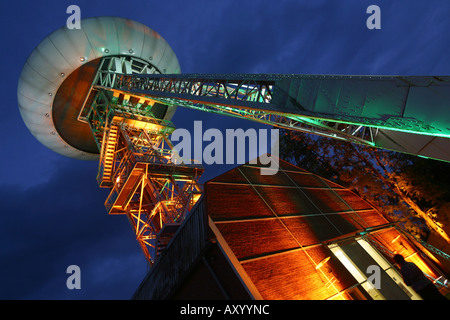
[1,0,450,300]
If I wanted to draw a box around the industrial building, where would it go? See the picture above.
[133,158,449,300]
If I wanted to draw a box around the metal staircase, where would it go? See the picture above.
[98,125,118,187]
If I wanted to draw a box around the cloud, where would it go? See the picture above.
[0,159,147,299]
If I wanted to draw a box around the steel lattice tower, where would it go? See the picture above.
[87,84,203,263]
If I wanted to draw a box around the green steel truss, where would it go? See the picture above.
[90,62,450,162]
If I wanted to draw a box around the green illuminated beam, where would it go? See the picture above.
[93,69,450,162]
[111,73,450,137]
[273,75,450,138]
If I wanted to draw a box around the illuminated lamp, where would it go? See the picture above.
[315,256,331,270]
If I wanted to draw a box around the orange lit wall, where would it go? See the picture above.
[205,159,402,300]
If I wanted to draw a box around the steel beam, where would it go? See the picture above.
[92,70,450,162]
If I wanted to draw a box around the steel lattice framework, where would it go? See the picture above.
[89,64,450,163]
[86,87,203,264]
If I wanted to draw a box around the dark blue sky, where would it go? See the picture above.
[1,0,450,299]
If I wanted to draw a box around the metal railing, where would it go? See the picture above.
[132,197,211,299]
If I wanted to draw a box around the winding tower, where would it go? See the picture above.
[18,16,450,266]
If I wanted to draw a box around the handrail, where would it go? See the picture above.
[132,197,210,299]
